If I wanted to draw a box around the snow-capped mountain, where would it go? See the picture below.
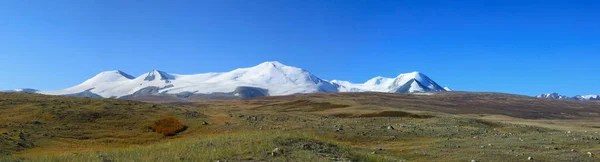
[536,93,600,101]
[332,72,447,93]
[536,93,573,100]
[38,62,344,98]
[20,61,449,99]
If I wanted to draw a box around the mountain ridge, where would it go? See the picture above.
[13,61,450,99]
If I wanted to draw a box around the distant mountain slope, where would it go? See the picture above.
[22,61,449,99]
[249,92,600,119]
[4,88,39,93]
[576,95,600,100]
[536,93,600,101]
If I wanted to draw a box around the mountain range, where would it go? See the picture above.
[536,93,600,101]
[6,61,449,99]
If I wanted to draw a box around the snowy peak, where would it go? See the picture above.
[255,61,287,69]
[395,71,424,80]
[139,70,175,82]
[250,61,303,74]
[82,70,134,85]
[389,72,446,93]
[394,72,436,86]
[209,61,320,85]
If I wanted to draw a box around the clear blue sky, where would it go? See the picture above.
[1,0,599,96]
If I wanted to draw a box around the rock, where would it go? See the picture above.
[271,148,283,156]
[301,143,313,150]
[528,157,533,160]
[99,155,113,162]
[567,131,572,134]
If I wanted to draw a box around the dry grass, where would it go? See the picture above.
[0,92,209,158]
[243,92,600,119]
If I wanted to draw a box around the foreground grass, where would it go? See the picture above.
[0,92,210,157]
[6,131,395,162]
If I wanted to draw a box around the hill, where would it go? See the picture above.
[241,92,600,119]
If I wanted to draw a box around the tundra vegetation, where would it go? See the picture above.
[1,92,599,161]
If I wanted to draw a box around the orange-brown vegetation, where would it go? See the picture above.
[149,117,187,136]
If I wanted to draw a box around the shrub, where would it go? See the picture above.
[149,117,187,136]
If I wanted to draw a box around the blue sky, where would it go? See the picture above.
[1,0,598,96]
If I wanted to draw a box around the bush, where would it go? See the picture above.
[150,117,187,136]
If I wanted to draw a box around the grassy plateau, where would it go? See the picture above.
[1,92,599,161]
